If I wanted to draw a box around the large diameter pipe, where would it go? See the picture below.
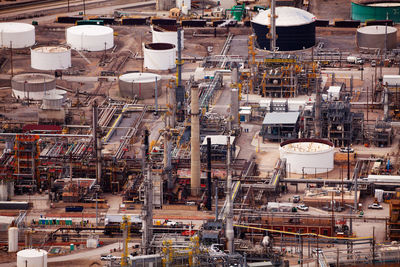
[206,137,212,211]
[191,86,201,196]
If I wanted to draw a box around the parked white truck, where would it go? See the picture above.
[346,56,363,64]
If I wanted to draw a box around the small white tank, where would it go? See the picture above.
[280,139,334,174]
[42,94,63,110]
[48,89,67,101]
[17,249,47,267]
[31,46,71,70]
[8,227,18,252]
[0,183,7,201]
[152,25,184,49]
[143,43,176,70]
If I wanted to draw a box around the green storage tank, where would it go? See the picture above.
[351,1,400,23]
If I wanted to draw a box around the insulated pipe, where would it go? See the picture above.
[190,86,201,196]
[206,137,212,210]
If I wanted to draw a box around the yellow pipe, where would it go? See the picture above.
[233,224,373,240]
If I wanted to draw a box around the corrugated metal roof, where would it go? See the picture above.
[201,135,235,146]
[262,112,300,125]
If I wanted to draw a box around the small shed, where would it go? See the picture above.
[261,112,300,142]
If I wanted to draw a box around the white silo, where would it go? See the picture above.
[8,227,18,252]
[48,89,67,102]
[143,43,176,70]
[17,249,47,267]
[66,25,114,51]
[11,73,56,101]
[31,46,71,70]
[42,94,63,110]
[0,23,35,48]
[279,139,334,174]
[119,72,161,99]
[0,182,7,201]
[152,25,184,49]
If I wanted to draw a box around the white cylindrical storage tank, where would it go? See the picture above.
[17,249,47,267]
[31,46,71,70]
[8,227,18,252]
[42,94,63,110]
[279,139,334,174]
[119,72,161,99]
[176,0,191,10]
[66,25,114,51]
[48,89,67,101]
[357,25,397,50]
[11,73,56,101]
[143,43,176,70]
[151,25,184,49]
[0,23,35,48]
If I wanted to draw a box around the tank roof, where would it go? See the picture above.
[0,22,34,33]
[32,46,70,53]
[119,72,161,83]
[251,7,315,27]
[12,73,55,83]
[17,248,48,257]
[358,25,397,34]
[67,25,113,35]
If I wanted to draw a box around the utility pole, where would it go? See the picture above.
[83,0,86,15]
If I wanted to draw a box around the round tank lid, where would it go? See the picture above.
[32,46,70,53]
[17,249,48,257]
[49,89,67,95]
[144,42,175,50]
[367,2,400,7]
[0,22,34,33]
[12,73,55,83]
[43,94,63,100]
[251,7,316,26]
[358,25,397,34]
[119,72,161,83]
[67,25,113,35]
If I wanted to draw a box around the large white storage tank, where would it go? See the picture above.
[17,249,47,267]
[0,22,35,48]
[31,46,71,70]
[119,72,161,99]
[143,43,176,70]
[11,73,56,100]
[152,25,184,49]
[66,25,114,51]
[279,139,334,174]
[8,227,18,252]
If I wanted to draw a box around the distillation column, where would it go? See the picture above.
[191,85,200,196]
